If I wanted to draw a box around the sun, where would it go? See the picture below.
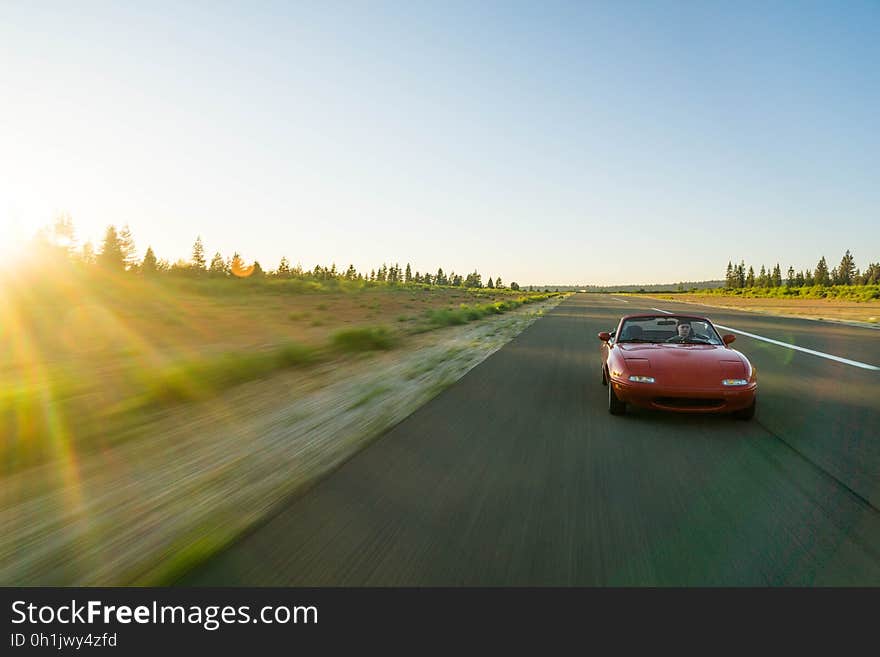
[0,210,59,273]
[0,218,34,264]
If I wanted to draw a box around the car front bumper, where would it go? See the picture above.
[609,378,757,413]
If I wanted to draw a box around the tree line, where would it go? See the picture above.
[725,251,880,289]
[33,216,521,290]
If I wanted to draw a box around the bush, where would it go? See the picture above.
[276,342,319,366]
[331,327,395,352]
[707,284,880,301]
[146,343,318,405]
[426,308,468,326]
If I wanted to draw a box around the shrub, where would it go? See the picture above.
[426,308,468,326]
[145,343,318,405]
[331,326,395,352]
[275,342,318,366]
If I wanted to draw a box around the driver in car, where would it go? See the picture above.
[667,320,694,343]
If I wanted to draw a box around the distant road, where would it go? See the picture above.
[181,294,880,585]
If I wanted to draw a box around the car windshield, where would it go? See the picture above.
[617,316,723,345]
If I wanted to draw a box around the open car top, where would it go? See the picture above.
[616,315,724,345]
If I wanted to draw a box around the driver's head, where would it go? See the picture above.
[677,321,692,335]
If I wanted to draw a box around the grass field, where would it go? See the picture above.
[1,264,556,472]
[0,261,565,584]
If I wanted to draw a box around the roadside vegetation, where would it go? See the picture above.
[1,217,562,474]
[711,250,879,300]
[695,284,880,301]
[608,250,877,304]
[1,292,564,586]
[607,251,879,324]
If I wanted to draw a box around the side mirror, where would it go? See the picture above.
[598,332,611,342]
[722,334,736,345]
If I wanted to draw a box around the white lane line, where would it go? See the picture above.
[612,298,629,303]
[713,324,880,371]
[648,306,878,370]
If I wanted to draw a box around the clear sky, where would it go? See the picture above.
[2,1,878,285]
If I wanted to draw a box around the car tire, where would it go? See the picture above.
[733,397,756,421]
[608,380,626,415]
[601,367,608,386]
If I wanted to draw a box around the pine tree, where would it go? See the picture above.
[746,266,755,287]
[436,268,445,286]
[738,261,746,288]
[487,277,494,288]
[787,266,796,287]
[772,264,782,288]
[725,261,734,288]
[496,277,503,289]
[209,252,227,277]
[119,225,136,270]
[98,226,125,272]
[758,265,768,287]
[142,246,158,276]
[81,242,96,265]
[814,256,829,286]
[277,256,291,277]
[405,263,412,284]
[465,271,482,288]
[837,250,856,286]
[190,236,206,272]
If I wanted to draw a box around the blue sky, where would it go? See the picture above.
[2,1,878,284]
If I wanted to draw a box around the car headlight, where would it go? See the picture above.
[722,379,748,386]
[628,375,655,383]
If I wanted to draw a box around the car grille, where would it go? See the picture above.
[653,397,725,409]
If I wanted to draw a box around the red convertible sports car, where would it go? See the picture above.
[598,313,757,419]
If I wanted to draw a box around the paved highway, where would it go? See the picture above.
[181,294,880,585]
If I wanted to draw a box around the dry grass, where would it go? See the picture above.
[2,270,550,471]
[1,261,565,583]
[0,293,564,585]
[642,293,880,326]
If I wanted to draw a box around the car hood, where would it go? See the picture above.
[618,343,749,386]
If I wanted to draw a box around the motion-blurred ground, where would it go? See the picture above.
[1,261,562,584]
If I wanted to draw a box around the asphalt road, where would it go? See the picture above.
[180,294,880,585]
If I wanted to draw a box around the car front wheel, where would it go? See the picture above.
[608,380,626,415]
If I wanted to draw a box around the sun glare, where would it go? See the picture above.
[0,221,31,268]
[0,214,65,273]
